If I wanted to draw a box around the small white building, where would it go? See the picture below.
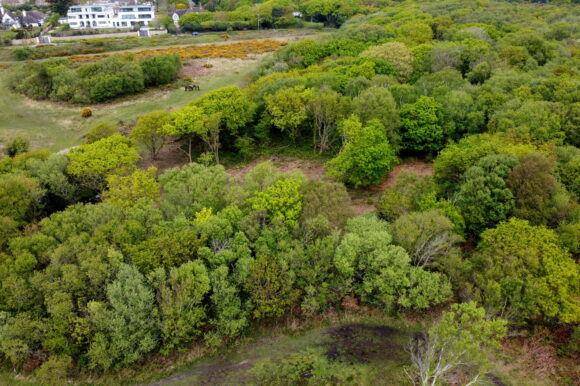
[66,2,155,29]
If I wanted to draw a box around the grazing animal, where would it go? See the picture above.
[185,84,200,91]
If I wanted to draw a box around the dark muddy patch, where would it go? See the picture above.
[325,323,408,364]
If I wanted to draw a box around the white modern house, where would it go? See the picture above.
[66,2,155,29]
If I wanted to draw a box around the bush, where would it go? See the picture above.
[84,122,119,143]
[13,47,34,61]
[81,107,92,118]
[5,137,30,157]
[140,54,182,87]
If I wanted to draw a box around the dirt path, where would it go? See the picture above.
[143,323,408,386]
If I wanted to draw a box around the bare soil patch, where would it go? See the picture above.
[226,155,328,181]
[138,142,188,172]
[325,323,407,364]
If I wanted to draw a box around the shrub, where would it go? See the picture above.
[140,54,182,87]
[81,107,92,118]
[5,137,30,157]
[84,122,118,143]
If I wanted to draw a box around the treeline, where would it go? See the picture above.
[7,54,181,103]
[0,0,579,383]
[178,0,387,31]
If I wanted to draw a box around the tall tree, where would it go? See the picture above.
[327,116,397,188]
[131,111,172,160]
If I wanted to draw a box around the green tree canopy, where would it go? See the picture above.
[327,116,398,188]
[473,218,580,324]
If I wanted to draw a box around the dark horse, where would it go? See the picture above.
[185,84,200,91]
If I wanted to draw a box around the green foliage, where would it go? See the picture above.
[266,86,314,141]
[87,264,159,370]
[473,218,580,324]
[360,42,413,81]
[301,180,354,229]
[391,210,462,268]
[507,153,564,225]
[400,96,444,153]
[245,256,296,319]
[159,163,229,219]
[352,87,400,150]
[456,154,519,234]
[250,177,304,228]
[151,260,210,353]
[34,354,72,385]
[131,110,172,160]
[5,137,29,158]
[140,54,182,87]
[67,134,140,191]
[334,216,452,312]
[327,116,398,188]
[84,122,119,144]
[409,302,507,385]
[104,167,160,208]
[251,348,366,385]
[0,174,43,224]
[10,54,181,103]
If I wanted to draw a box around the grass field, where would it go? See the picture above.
[0,56,263,151]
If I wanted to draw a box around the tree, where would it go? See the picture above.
[66,134,140,191]
[307,87,349,153]
[159,163,229,219]
[361,42,413,81]
[0,174,43,224]
[489,100,565,144]
[408,302,507,386]
[327,116,397,188]
[165,105,206,163]
[48,0,73,16]
[506,153,562,225]
[150,260,210,353]
[87,264,159,370]
[400,96,444,153]
[455,154,519,234]
[250,177,304,228]
[352,87,400,151]
[334,216,452,312]
[195,86,254,136]
[391,210,462,268]
[266,86,314,142]
[376,172,436,221]
[245,256,296,319]
[104,167,160,207]
[300,180,354,229]
[131,111,172,160]
[473,218,580,323]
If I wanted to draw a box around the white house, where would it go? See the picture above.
[0,6,46,29]
[66,2,155,29]
[0,5,19,28]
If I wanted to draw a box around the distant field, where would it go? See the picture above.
[0,56,263,151]
[0,29,330,62]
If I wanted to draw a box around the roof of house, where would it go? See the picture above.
[0,6,18,21]
[18,10,46,25]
